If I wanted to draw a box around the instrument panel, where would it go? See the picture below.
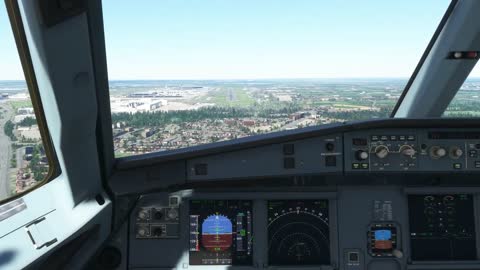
[128,190,480,270]
[124,122,480,270]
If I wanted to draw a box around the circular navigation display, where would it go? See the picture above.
[268,200,330,266]
[201,215,233,252]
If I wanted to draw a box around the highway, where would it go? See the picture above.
[0,102,13,201]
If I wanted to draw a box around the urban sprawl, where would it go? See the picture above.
[0,79,479,197]
[109,79,480,156]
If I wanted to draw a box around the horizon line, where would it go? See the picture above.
[2,77,480,82]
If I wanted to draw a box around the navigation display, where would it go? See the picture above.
[189,200,253,265]
[268,200,330,266]
[408,194,476,261]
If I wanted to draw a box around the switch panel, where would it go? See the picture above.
[135,205,180,239]
[345,129,480,173]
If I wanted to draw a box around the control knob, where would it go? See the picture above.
[153,209,163,220]
[325,142,335,152]
[392,249,404,259]
[399,145,416,158]
[167,208,179,220]
[152,227,163,237]
[375,145,389,159]
[355,150,369,161]
[449,146,463,159]
[137,209,149,220]
[429,146,447,159]
[138,227,148,236]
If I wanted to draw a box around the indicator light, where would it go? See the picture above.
[449,51,479,59]
[466,51,478,59]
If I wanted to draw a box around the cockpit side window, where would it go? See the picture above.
[0,1,57,203]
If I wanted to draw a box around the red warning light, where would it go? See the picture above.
[465,51,478,59]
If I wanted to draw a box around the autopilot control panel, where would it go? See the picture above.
[345,129,480,173]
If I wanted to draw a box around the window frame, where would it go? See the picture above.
[0,0,61,205]
[391,0,458,116]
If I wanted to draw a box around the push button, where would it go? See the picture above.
[353,138,367,146]
[325,156,336,167]
[283,144,295,155]
[284,157,295,169]
[325,142,335,152]
[348,252,359,262]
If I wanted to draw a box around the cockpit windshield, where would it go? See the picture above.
[103,0,450,157]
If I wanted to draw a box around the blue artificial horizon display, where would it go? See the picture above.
[374,230,392,241]
[202,215,233,235]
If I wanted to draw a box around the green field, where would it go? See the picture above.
[444,111,480,117]
[115,152,132,158]
[8,100,33,110]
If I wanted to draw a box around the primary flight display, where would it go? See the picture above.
[189,200,253,265]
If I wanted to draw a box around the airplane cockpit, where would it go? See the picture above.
[1,0,480,270]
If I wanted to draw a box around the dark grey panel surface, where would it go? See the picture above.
[187,135,342,181]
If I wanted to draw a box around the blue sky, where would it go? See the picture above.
[2,0,479,80]
[0,4,24,80]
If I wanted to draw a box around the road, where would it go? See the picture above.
[0,102,13,201]
[16,147,25,173]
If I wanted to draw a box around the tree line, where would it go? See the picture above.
[18,116,37,127]
[111,105,302,128]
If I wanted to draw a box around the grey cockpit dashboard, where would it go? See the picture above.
[105,119,480,270]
